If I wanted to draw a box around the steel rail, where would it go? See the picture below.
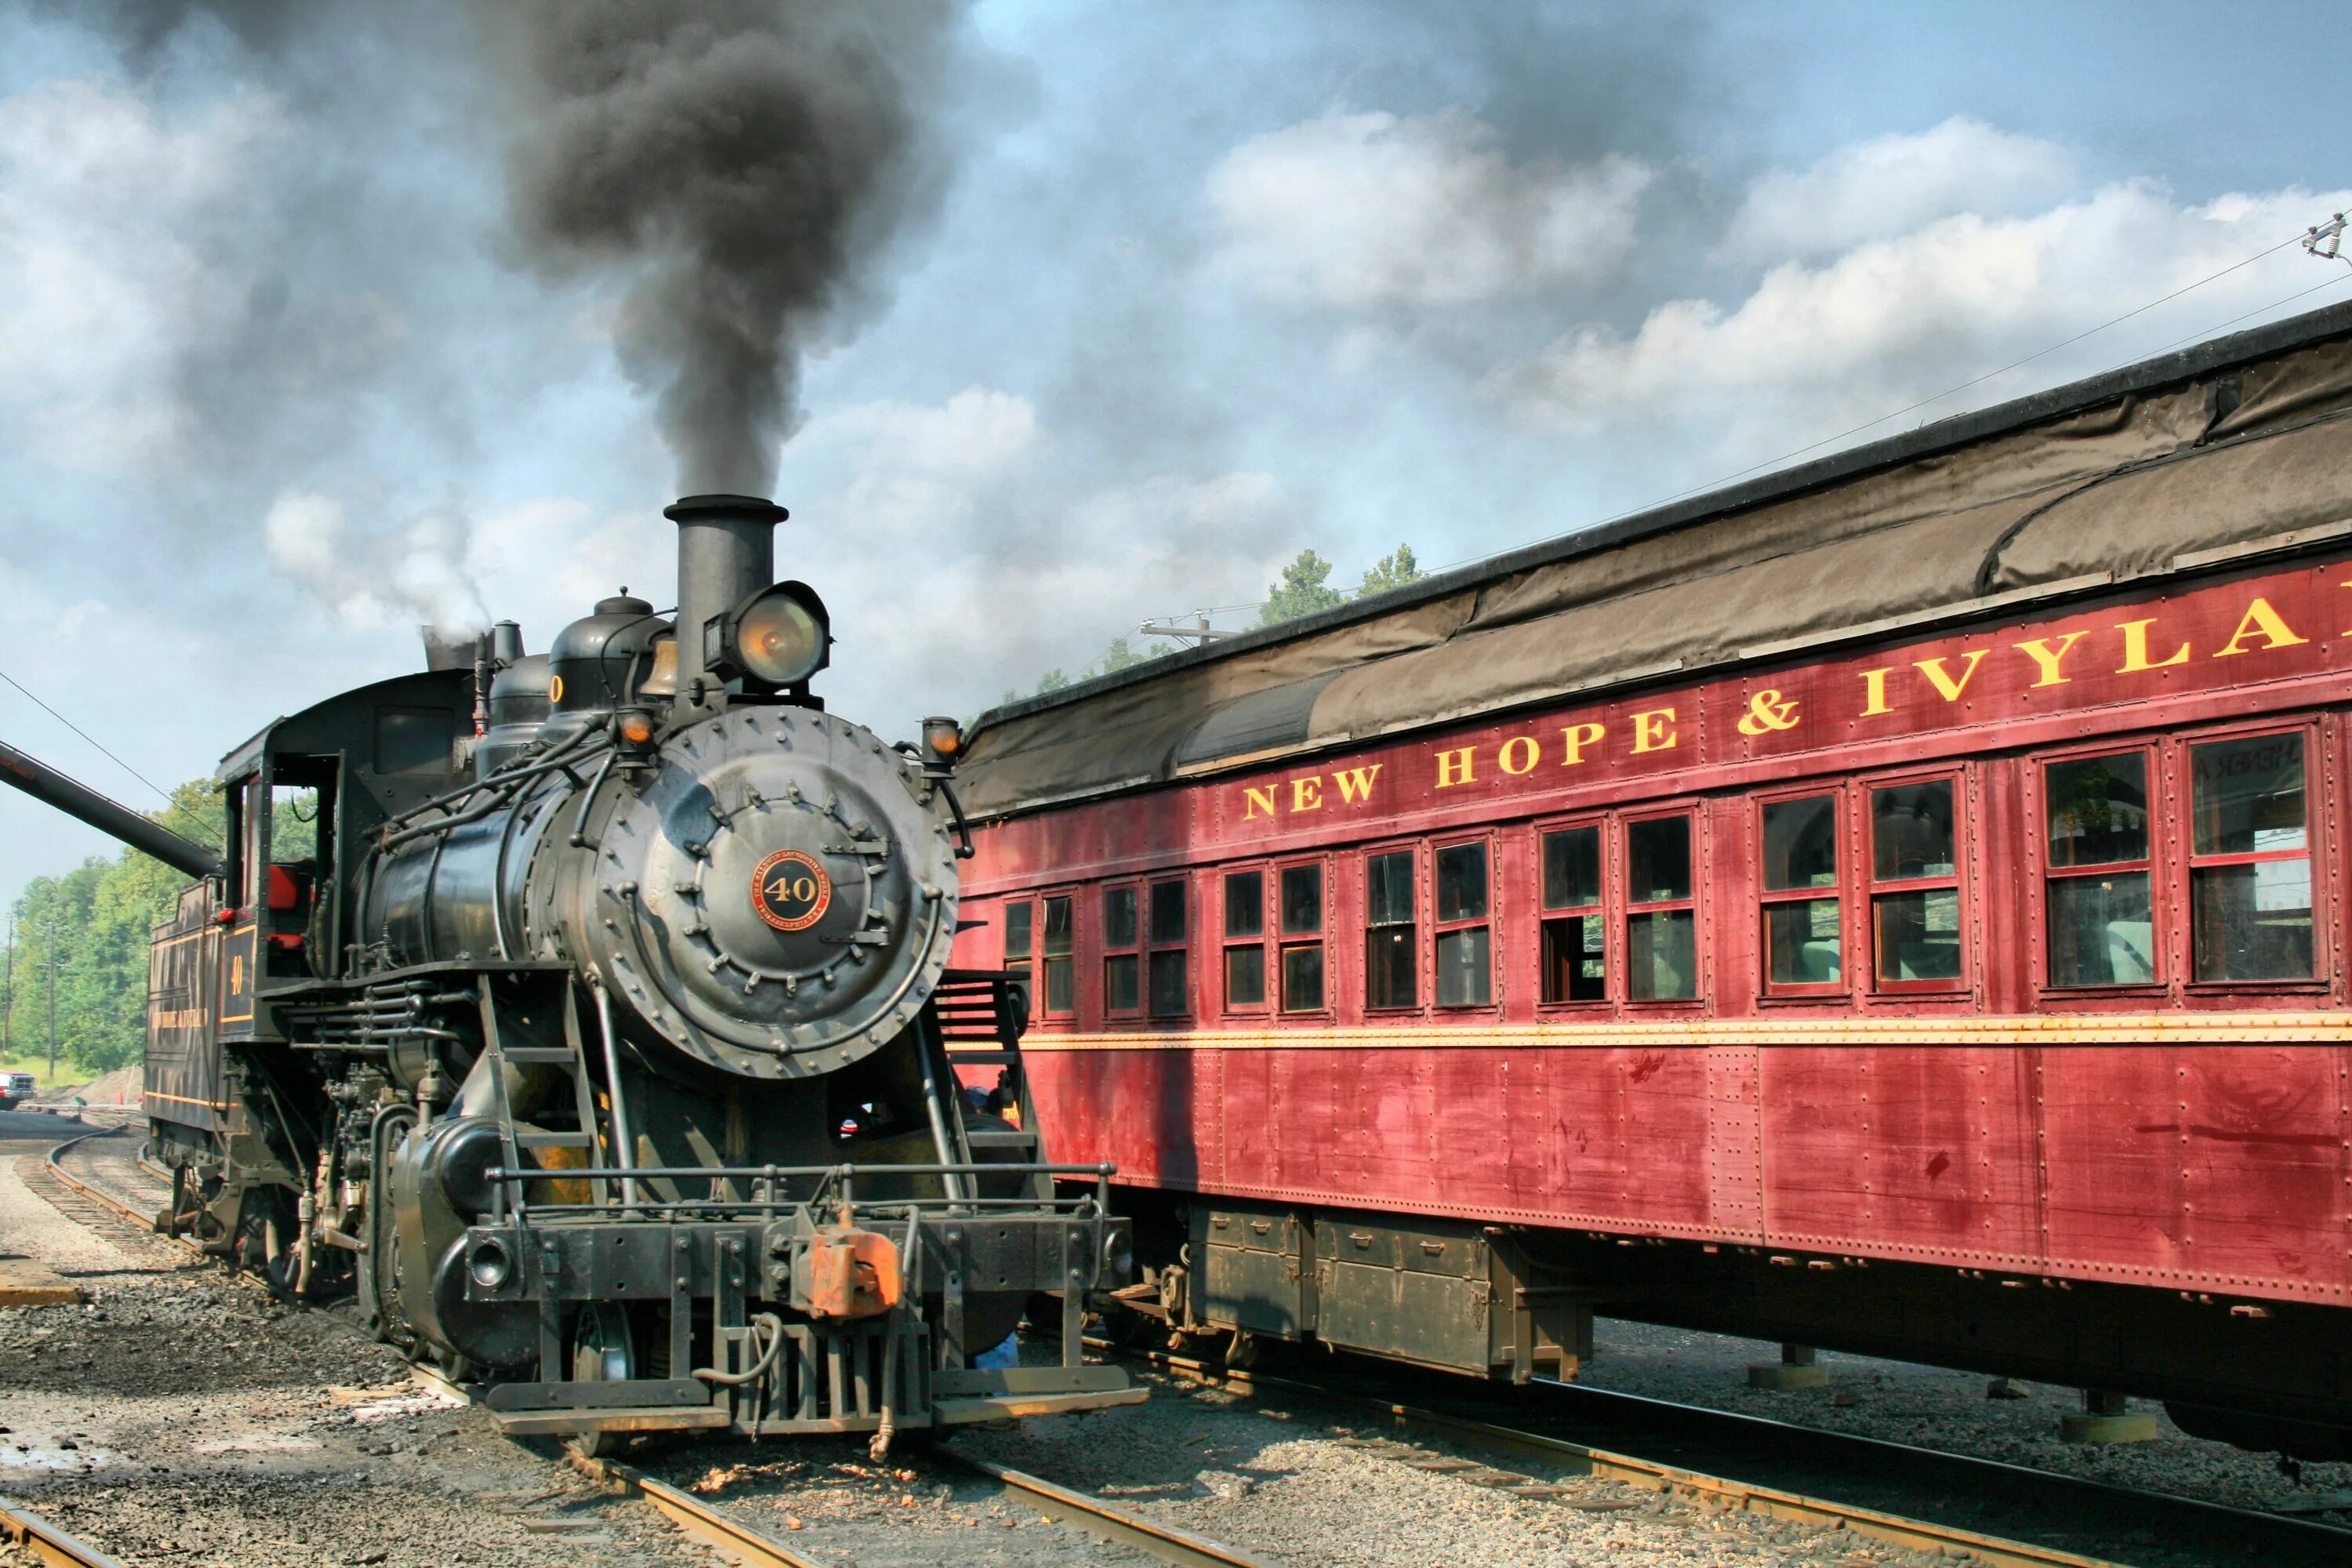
[938,1452,1279,1568]
[40,1128,157,1232]
[38,1138,790,1568]
[1104,1341,2352,1568]
[567,1450,831,1568]
[0,1498,127,1568]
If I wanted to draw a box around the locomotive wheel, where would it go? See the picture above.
[234,1193,299,1297]
[568,1304,634,1461]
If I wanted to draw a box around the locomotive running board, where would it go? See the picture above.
[488,1404,735,1436]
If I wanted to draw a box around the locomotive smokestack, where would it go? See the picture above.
[666,493,788,707]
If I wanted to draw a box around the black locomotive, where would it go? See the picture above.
[0,494,1136,1449]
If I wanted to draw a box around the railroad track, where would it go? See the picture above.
[571,1446,1279,1568]
[34,1129,167,1237]
[34,1131,1279,1568]
[1099,1338,2352,1568]
[0,1500,125,1568]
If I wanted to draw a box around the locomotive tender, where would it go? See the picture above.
[953,301,2352,1460]
[0,493,1136,1446]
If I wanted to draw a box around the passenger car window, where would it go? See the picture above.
[1148,880,1189,1015]
[1279,864,1325,1013]
[1625,816,1696,1001]
[1540,826,1606,1003]
[1761,795,1841,989]
[2044,753,2154,987]
[1041,895,1075,1015]
[2189,734,2311,981]
[1870,780,1962,987]
[1223,869,1265,1009]
[1434,841,1492,1007]
[1102,885,1140,1013]
[1365,849,1417,1009]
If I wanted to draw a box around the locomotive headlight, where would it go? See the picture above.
[704,580,831,690]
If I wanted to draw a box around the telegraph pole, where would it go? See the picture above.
[34,918,64,1085]
[1,915,13,1063]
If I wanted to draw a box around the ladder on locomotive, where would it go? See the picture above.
[930,968,1046,1196]
[477,977,611,1210]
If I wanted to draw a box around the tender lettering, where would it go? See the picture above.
[1559,722,1606,764]
[1737,688,1800,735]
[2116,618,2190,673]
[1630,707,1678,753]
[1914,649,1989,702]
[2213,596,2308,658]
[2013,631,2088,688]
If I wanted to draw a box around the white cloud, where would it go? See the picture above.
[1723,117,2080,261]
[263,489,490,634]
[1207,110,1651,309]
[1494,180,2352,461]
[782,391,1296,725]
[0,79,278,470]
[807,387,1040,535]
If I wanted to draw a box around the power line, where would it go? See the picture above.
[2131,270,2352,363]
[1158,214,2337,641]
[0,667,222,850]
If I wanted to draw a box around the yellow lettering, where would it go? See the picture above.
[1736,688,1800,735]
[1243,785,1276,820]
[2116,618,2190,673]
[1630,707,1677,753]
[2214,596,2309,658]
[2013,631,2088,688]
[1333,764,1382,803]
[1435,746,1476,788]
[1291,775,1323,812]
[1913,649,1989,702]
[1858,667,1893,717]
[1559,723,1605,765]
[1498,735,1539,775]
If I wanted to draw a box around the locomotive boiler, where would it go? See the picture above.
[0,493,1137,1449]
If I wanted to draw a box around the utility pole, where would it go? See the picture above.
[1,915,13,1063]
[34,918,64,1085]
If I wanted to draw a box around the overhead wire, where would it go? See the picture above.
[0,666,224,850]
[1188,217,2339,625]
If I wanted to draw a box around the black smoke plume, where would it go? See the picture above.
[483,1,967,495]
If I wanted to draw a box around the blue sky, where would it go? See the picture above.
[1,1,2350,911]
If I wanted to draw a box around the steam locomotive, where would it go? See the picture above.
[0,494,1137,1449]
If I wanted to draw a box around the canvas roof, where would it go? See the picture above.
[958,301,2352,818]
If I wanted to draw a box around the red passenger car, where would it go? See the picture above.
[951,303,2352,1458]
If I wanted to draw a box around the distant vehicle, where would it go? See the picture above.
[0,1072,35,1110]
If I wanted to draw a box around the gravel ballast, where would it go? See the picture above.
[1579,1317,2352,1519]
[0,1136,706,1568]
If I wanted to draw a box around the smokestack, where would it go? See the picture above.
[665,493,788,709]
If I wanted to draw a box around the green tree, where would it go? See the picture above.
[4,778,232,1079]
[1099,636,1174,674]
[1359,543,1424,597]
[1259,548,1346,626]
